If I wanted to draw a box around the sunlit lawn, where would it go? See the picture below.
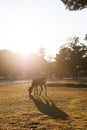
[0,79,87,130]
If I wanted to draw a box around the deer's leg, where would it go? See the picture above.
[34,86,38,96]
[34,86,36,96]
[29,86,33,95]
[39,85,43,96]
[36,86,38,95]
[44,84,47,96]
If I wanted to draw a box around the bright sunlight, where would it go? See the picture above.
[0,0,87,57]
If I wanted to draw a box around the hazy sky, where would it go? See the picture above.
[0,0,87,57]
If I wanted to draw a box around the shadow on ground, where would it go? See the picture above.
[29,94,68,120]
[47,83,87,88]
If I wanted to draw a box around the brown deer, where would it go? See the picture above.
[29,77,47,96]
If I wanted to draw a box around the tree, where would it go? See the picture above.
[55,36,87,79]
[0,50,17,79]
[69,38,86,79]
[61,0,87,10]
[84,34,87,41]
[55,47,71,78]
[38,47,46,59]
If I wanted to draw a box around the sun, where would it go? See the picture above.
[17,47,33,54]
[12,43,41,54]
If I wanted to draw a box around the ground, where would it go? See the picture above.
[0,79,87,130]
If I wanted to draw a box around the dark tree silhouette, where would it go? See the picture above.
[84,34,87,41]
[55,36,87,79]
[61,0,87,10]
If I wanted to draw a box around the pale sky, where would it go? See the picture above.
[0,0,87,57]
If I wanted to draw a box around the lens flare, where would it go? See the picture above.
[69,98,80,108]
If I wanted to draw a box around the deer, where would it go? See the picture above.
[29,77,47,96]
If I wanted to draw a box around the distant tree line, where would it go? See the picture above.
[0,48,48,80]
[0,35,87,80]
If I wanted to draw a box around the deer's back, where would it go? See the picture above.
[32,77,46,86]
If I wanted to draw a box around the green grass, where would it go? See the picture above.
[0,79,87,130]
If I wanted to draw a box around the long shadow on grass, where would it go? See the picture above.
[47,83,87,88]
[29,94,68,120]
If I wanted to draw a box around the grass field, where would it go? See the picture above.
[0,79,87,130]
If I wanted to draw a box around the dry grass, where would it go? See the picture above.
[0,79,87,130]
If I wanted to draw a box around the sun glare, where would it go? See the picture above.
[12,43,41,54]
[17,46,33,54]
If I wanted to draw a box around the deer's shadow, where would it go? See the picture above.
[29,94,68,120]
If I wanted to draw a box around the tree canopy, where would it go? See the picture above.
[55,36,87,79]
[61,0,87,10]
